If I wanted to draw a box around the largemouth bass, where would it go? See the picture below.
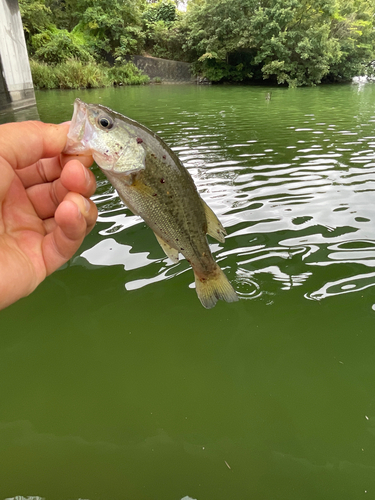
[64,98,238,308]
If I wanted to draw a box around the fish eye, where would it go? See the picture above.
[98,116,114,130]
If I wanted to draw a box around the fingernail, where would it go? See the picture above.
[84,167,91,183]
[84,197,91,213]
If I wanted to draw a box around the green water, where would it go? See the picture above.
[1,83,375,499]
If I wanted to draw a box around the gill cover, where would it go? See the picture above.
[64,98,146,175]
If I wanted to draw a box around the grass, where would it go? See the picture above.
[30,59,150,90]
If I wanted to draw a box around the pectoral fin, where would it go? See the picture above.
[201,199,227,243]
[154,233,179,263]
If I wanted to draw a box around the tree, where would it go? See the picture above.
[19,0,53,46]
[184,0,375,85]
[142,0,189,60]
[73,0,145,56]
[327,0,375,81]
[20,0,147,63]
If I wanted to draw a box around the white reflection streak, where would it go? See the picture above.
[81,238,158,270]
[237,265,312,292]
[307,271,375,300]
[98,215,141,235]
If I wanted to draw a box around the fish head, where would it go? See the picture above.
[64,98,146,175]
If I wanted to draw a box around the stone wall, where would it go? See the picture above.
[0,0,36,112]
[130,55,195,83]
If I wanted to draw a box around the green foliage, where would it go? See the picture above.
[142,2,190,61]
[21,0,187,65]
[144,19,189,60]
[194,57,252,82]
[22,0,375,87]
[30,59,108,88]
[31,27,94,64]
[30,59,149,89]
[54,59,110,88]
[113,26,146,63]
[185,0,375,86]
[45,0,81,31]
[327,0,375,81]
[107,62,150,85]
[143,0,177,24]
[30,59,58,89]
[77,0,145,55]
[19,0,52,46]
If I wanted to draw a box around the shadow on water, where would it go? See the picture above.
[1,84,375,500]
[0,104,40,122]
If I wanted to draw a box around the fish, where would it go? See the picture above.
[64,98,238,308]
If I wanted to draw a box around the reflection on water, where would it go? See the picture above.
[45,84,375,304]
[307,271,375,300]
[0,104,40,122]
[5,497,43,500]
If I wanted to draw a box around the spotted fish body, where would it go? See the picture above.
[64,98,238,308]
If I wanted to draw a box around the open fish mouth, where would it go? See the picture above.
[64,98,94,155]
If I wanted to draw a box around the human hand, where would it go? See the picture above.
[0,120,97,310]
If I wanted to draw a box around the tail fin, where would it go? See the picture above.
[194,266,239,309]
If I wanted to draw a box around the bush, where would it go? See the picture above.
[142,0,177,24]
[32,27,94,64]
[54,59,109,88]
[30,59,58,89]
[108,62,150,85]
[30,59,149,89]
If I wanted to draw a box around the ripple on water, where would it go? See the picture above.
[234,268,262,299]
[77,86,375,303]
[306,271,375,301]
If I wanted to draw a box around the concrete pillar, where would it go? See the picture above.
[0,0,36,112]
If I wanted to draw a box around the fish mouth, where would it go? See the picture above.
[63,98,143,175]
[63,98,94,155]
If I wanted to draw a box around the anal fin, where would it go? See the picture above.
[201,199,227,243]
[154,233,179,263]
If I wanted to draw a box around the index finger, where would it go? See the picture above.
[0,121,71,170]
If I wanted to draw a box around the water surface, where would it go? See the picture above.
[1,83,375,499]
